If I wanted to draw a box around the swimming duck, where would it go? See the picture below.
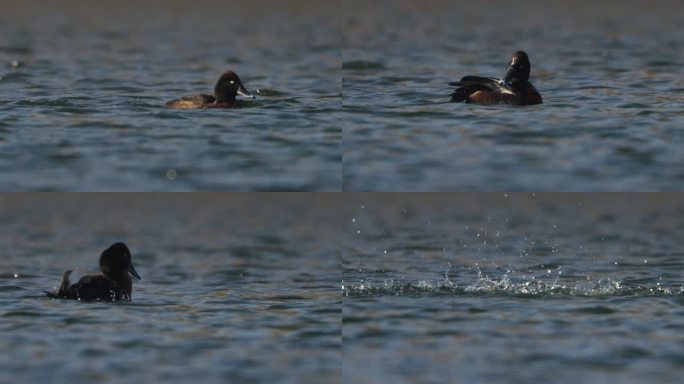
[45,242,141,302]
[449,51,542,106]
[165,70,255,109]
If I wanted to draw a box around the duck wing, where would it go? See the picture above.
[71,274,124,301]
[449,76,516,102]
[164,94,215,109]
[449,76,501,90]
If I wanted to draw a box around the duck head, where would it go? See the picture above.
[501,51,531,88]
[99,242,141,280]
[214,71,254,102]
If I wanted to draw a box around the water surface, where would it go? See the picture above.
[0,194,340,383]
[343,194,684,383]
[343,0,684,191]
[0,1,340,191]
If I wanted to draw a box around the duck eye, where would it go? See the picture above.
[230,80,235,84]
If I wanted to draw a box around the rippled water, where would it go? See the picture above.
[343,0,684,191]
[343,194,684,383]
[0,194,339,383]
[0,1,340,191]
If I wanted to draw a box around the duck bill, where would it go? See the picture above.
[237,84,255,99]
[501,69,515,88]
[127,264,141,280]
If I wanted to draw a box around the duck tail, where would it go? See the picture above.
[59,269,74,292]
[57,270,73,294]
[46,270,74,299]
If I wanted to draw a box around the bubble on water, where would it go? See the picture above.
[166,169,177,180]
[11,60,20,68]
[351,218,356,222]
[13,273,18,278]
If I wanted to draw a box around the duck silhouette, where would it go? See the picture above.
[449,51,542,106]
[165,70,255,109]
[45,242,141,302]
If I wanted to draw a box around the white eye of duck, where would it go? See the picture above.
[230,80,235,84]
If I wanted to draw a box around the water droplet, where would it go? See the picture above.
[166,169,177,179]
[351,218,356,222]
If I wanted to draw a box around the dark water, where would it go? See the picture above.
[0,194,340,383]
[0,1,340,191]
[343,0,684,191]
[343,194,684,383]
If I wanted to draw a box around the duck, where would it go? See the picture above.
[449,51,542,106]
[165,70,255,109]
[45,242,141,302]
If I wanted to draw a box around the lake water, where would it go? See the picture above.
[343,0,684,191]
[0,194,340,383]
[343,194,684,383]
[4,0,684,382]
[0,1,340,191]
[4,0,684,192]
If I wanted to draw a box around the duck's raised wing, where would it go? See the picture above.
[449,76,517,102]
[449,76,501,89]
